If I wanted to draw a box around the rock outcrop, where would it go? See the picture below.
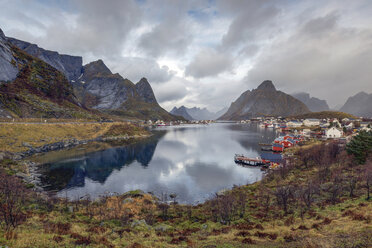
[78,60,137,110]
[0,28,19,82]
[292,92,329,112]
[170,106,194,120]
[7,37,83,81]
[219,80,310,120]
[75,60,178,120]
[340,92,372,118]
[0,29,95,118]
[135,78,157,104]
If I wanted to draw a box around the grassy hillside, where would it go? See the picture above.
[290,111,356,119]
[0,46,99,119]
[0,122,149,153]
[0,135,371,247]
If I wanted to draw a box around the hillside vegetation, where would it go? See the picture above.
[0,133,371,247]
[0,46,99,119]
[290,111,356,120]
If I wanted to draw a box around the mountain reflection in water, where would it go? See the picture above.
[38,123,277,204]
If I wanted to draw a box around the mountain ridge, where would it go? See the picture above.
[1,29,179,120]
[291,92,329,112]
[0,32,97,119]
[340,91,372,118]
[219,80,310,120]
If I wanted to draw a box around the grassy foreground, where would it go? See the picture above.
[0,137,371,247]
[0,122,149,153]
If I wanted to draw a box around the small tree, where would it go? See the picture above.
[0,171,30,238]
[274,185,292,215]
[365,161,372,200]
[298,181,319,209]
[346,130,372,164]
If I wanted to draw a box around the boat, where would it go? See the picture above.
[234,154,267,166]
[261,146,272,151]
[157,123,170,127]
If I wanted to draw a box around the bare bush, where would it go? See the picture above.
[0,170,30,237]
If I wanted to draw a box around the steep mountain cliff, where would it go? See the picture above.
[75,60,178,120]
[219,80,310,120]
[340,92,372,118]
[3,29,178,120]
[292,92,329,112]
[170,106,194,120]
[0,28,19,83]
[0,30,95,118]
[7,37,83,82]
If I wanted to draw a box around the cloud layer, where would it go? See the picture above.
[1,0,372,110]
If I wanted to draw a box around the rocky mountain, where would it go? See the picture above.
[8,37,83,82]
[170,106,194,120]
[2,29,178,120]
[219,80,310,120]
[214,107,228,119]
[75,60,177,120]
[0,28,19,82]
[187,107,216,120]
[170,106,227,120]
[291,92,329,112]
[0,28,95,118]
[340,92,372,117]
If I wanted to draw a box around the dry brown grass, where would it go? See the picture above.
[0,122,149,152]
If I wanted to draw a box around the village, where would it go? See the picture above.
[235,116,372,170]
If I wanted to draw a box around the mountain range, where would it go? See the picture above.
[291,92,329,112]
[0,28,178,120]
[340,91,372,118]
[1,27,370,120]
[170,106,227,120]
[219,81,310,120]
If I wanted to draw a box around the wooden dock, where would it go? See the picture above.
[234,154,266,166]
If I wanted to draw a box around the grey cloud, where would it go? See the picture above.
[185,48,234,78]
[301,12,339,37]
[136,0,202,58]
[53,0,142,57]
[138,19,192,58]
[3,0,143,58]
[108,57,175,84]
[153,77,189,103]
[246,13,372,106]
[217,0,281,50]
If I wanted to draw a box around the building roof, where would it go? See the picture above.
[261,153,283,163]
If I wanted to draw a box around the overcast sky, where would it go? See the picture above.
[1,0,371,111]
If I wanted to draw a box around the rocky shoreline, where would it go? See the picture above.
[2,134,151,194]
[12,134,150,160]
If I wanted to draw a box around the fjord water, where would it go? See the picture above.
[37,123,277,204]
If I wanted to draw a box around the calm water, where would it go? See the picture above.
[36,123,277,204]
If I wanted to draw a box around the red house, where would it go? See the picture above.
[280,140,294,148]
[272,143,284,152]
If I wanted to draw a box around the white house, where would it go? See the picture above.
[287,121,302,128]
[329,118,341,127]
[325,127,343,138]
[360,122,371,128]
[344,122,354,130]
[301,128,311,138]
[303,119,320,127]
